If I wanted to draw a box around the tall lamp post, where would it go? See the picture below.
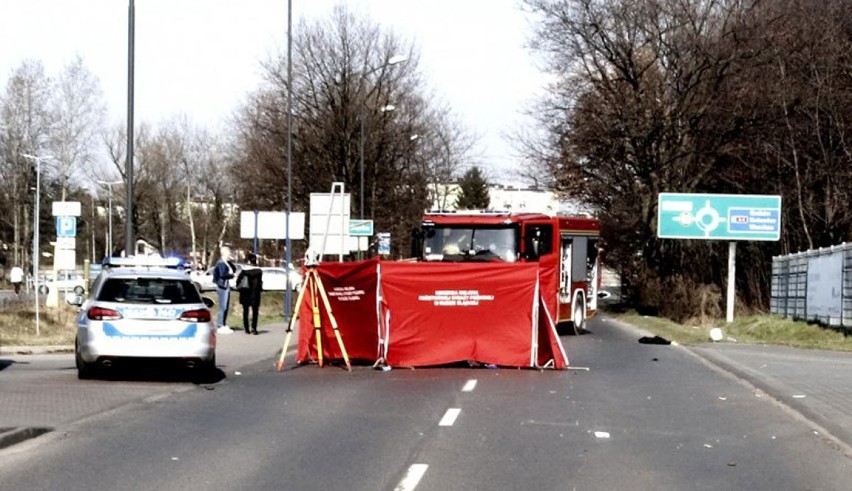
[97,180,123,257]
[22,153,53,336]
[358,55,408,224]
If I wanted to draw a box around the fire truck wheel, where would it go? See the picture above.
[571,296,585,335]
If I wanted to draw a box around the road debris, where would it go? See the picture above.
[594,431,610,439]
[638,335,671,345]
[792,394,807,399]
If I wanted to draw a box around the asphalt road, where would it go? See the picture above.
[1,318,850,490]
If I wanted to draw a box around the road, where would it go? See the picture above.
[1,317,850,490]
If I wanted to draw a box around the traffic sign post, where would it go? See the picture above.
[658,193,781,241]
[377,233,391,256]
[657,193,782,324]
[349,219,374,237]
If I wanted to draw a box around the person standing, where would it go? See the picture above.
[10,265,23,295]
[236,253,263,335]
[213,245,236,334]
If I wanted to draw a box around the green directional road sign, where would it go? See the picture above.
[349,219,374,237]
[658,193,781,241]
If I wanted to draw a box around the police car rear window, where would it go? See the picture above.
[98,278,203,305]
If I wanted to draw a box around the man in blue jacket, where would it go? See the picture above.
[213,245,236,334]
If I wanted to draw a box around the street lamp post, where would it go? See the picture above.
[358,55,407,225]
[97,180,123,256]
[358,104,396,260]
[22,153,53,336]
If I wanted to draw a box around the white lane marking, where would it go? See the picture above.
[462,379,477,392]
[439,408,461,427]
[394,464,429,491]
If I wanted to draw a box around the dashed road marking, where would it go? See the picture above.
[462,379,477,392]
[394,463,428,491]
[439,408,461,427]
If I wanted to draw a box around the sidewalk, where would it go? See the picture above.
[690,343,852,449]
[0,323,290,449]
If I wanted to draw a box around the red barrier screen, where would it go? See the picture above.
[294,260,569,369]
[296,259,379,363]
[380,262,541,367]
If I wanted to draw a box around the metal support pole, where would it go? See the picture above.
[107,189,113,256]
[125,0,135,256]
[726,241,736,323]
[358,115,365,261]
[360,115,365,221]
[34,159,40,336]
[253,209,259,255]
[284,0,293,321]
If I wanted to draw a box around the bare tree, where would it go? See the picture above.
[49,55,106,200]
[232,5,474,257]
[0,60,53,269]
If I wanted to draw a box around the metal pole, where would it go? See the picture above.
[34,158,40,336]
[125,0,135,256]
[285,0,293,321]
[359,115,364,261]
[360,115,365,221]
[107,188,113,256]
[726,241,736,323]
[253,209,259,255]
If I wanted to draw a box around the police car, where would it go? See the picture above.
[71,256,217,379]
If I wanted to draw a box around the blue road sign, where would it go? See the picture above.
[377,232,391,255]
[658,193,781,241]
[349,219,374,237]
[56,216,77,238]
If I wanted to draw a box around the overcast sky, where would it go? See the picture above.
[0,0,549,184]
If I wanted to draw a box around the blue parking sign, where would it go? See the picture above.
[56,216,77,238]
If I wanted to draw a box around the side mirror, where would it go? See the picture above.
[202,297,215,309]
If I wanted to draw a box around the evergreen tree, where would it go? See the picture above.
[455,166,489,210]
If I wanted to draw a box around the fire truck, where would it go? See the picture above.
[411,212,602,334]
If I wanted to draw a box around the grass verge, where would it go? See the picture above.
[614,310,852,352]
[0,291,293,347]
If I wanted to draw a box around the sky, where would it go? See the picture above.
[0,0,550,184]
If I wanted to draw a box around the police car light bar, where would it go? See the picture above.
[103,256,184,269]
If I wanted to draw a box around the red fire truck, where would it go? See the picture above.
[412,212,602,334]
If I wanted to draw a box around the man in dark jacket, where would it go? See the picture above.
[213,245,236,334]
[236,253,263,335]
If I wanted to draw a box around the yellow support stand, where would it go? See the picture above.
[275,267,351,372]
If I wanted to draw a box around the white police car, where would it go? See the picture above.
[71,256,217,379]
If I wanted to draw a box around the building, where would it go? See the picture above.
[428,183,588,216]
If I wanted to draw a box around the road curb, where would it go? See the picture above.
[0,427,53,451]
[606,314,852,453]
[0,345,73,355]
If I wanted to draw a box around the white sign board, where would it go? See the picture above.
[240,211,305,240]
[55,237,76,250]
[309,192,350,256]
[52,201,82,217]
[807,253,843,324]
[54,248,76,270]
[347,236,368,252]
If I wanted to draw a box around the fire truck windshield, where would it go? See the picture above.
[423,226,517,262]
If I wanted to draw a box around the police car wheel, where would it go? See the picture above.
[75,340,97,380]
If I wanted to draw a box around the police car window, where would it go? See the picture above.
[99,278,202,304]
